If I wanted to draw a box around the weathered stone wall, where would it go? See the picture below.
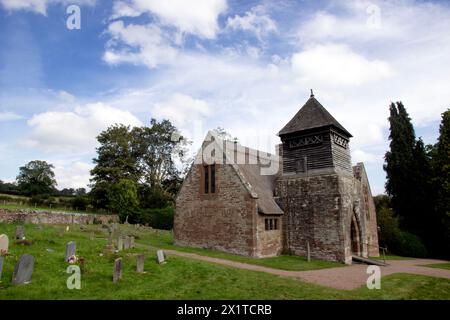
[0,209,118,225]
[255,214,283,257]
[275,173,348,263]
[353,163,380,257]
[339,173,367,262]
[276,169,380,264]
[175,164,258,256]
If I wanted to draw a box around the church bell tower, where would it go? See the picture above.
[278,90,353,176]
[275,91,362,264]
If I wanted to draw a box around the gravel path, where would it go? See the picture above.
[164,250,450,290]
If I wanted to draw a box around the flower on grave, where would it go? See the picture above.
[68,255,78,264]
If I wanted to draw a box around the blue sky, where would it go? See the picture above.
[0,0,449,194]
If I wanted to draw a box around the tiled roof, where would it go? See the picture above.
[278,96,352,137]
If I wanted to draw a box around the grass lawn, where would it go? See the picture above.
[132,227,342,271]
[422,263,450,270]
[0,223,449,300]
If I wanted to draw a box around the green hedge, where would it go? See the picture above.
[139,207,174,230]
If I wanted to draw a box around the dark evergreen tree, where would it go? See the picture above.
[383,102,433,239]
[384,102,416,230]
[430,109,450,258]
[410,138,432,237]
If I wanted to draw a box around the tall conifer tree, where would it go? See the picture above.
[431,109,450,257]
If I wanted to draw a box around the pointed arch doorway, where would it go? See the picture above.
[351,215,363,256]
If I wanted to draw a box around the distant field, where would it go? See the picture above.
[0,203,99,215]
[0,223,449,300]
[0,193,107,215]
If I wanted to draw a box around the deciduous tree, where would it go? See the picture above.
[16,160,57,196]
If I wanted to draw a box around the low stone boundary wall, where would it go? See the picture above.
[0,208,119,225]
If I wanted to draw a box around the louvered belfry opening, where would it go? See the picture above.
[278,94,353,175]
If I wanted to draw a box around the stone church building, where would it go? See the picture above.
[174,93,379,264]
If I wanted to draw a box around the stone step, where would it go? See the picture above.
[352,255,389,266]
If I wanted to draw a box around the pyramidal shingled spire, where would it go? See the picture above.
[278,92,352,137]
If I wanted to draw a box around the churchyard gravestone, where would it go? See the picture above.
[107,231,113,245]
[113,257,122,283]
[0,234,9,254]
[0,256,4,280]
[136,254,144,273]
[15,226,25,240]
[130,236,135,249]
[66,226,70,232]
[124,215,129,224]
[117,236,124,251]
[156,250,166,264]
[124,236,131,250]
[65,241,76,262]
[12,254,34,285]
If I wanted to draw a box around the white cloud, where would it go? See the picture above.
[22,102,142,154]
[291,43,392,86]
[0,0,47,14]
[53,160,93,189]
[103,21,177,69]
[0,0,95,15]
[111,0,227,39]
[351,149,377,164]
[0,112,23,122]
[227,5,277,41]
[110,1,140,19]
[152,93,211,128]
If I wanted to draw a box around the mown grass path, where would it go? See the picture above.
[138,243,450,290]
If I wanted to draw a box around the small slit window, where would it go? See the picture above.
[203,165,216,194]
[204,166,209,194]
[265,218,279,231]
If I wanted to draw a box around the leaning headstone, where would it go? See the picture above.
[113,258,122,283]
[0,256,4,280]
[124,215,129,224]
[136,254,144,273]
[156,250,166,264]
[12,254,34,285]
[15,226,25,240]
[130,236,135,249]
[65,241,76,262]
[117,236,123,251]
[0,234,9,254]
